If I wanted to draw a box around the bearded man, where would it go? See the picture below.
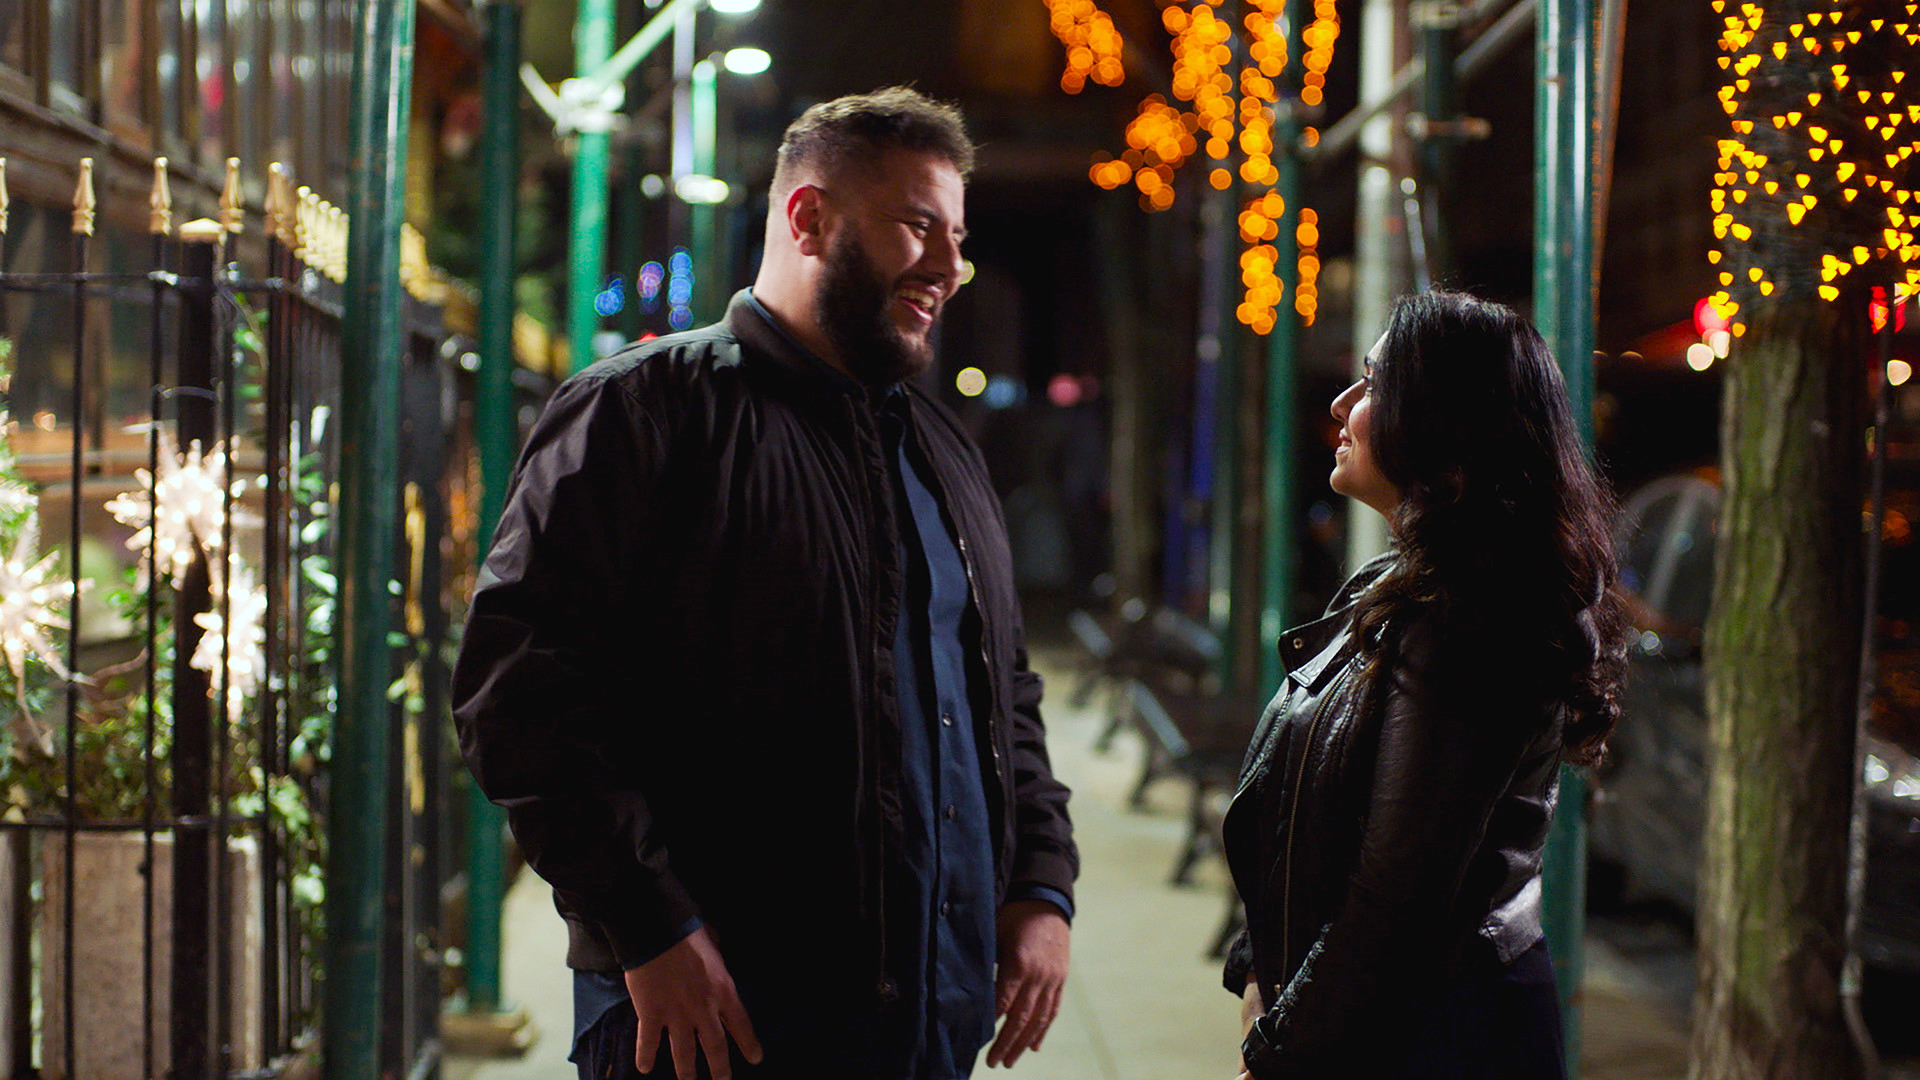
[453,87,1078,1080]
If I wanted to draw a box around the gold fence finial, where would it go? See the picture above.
[0,158,10,237]
[268,164,295,248]
[314,199,332,276]
[328,204,348,283]
[72,158,96,237]
[150,158,174,237]
[400,223,423,298]
[220,157,244,235]
[295,186,316,263]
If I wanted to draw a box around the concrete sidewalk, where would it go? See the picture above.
[447,648,1691,1079]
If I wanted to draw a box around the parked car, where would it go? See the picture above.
[1590,465,1920,992]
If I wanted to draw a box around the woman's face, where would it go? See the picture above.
[1330,339,1401,518]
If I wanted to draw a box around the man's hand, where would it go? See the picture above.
[624,926,763,1080]
[984,900,1071,1069]
[1237,976,1264,1077]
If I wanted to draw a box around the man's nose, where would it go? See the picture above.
[924,229,965,286]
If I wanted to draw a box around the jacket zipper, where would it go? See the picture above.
[1278,662,1350,977]
[954,532,1009,818]
[852,396,893,995]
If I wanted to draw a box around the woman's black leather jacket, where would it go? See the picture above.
[1222,556,1565,1076]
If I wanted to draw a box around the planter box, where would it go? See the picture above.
[40,831,264,1080]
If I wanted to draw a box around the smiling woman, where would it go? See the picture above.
[1224,291,1627,1079]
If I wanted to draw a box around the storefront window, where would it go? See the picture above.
[231,0,261,181]
[103,0,152,136]
[195,0,227,164]
[158,0,184,148]
[0,0,26,76]
[268,0,299,177]
[49,0,81,107]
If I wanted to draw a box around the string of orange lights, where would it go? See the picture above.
[1046,0,1126,93]
[1709,0,1920,333]
[1082,0,1338,333]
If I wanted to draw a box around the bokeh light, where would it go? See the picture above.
[1047,0,1126,93]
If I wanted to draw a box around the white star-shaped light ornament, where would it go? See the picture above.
[107,432,261,589]
[0,480,32,517]
[0,521,78,753]
[191,558,267,722]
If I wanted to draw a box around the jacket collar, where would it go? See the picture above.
[1276,550,1398,688]
[728,289,871,400]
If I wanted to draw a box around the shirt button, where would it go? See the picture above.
[941,712,955,727]
[944,804,958,821]
[940,901,953,917]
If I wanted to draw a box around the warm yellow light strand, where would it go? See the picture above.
[1709,0,1920,327]
[1088,0,1339,332]
[1046,0,1126,93]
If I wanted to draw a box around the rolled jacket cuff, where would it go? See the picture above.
[590,877,704,971]
[1221,928,1253,994]
[614,915,704,971]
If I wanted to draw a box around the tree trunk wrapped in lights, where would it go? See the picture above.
[1694,1,1915,1076]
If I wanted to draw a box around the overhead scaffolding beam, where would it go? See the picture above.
[1312,0,1535,167]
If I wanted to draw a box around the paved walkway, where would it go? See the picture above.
[447,648,1692,1079]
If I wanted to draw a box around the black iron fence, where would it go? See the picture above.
[0,155,466,1080]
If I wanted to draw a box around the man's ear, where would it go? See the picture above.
[787,185,829,257]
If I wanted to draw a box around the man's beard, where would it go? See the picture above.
[817,230,936,387]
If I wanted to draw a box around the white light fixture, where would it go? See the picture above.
[1891,359,1914,388]
[709,0,760,13]
[723,47,771,75]
[1686,343,1715,372]
[675,174,731,205]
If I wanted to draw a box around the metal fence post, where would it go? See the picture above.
[172,221,223,1080]
[326,0,416,1076]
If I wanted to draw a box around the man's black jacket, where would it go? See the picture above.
[452,292,1077,1015]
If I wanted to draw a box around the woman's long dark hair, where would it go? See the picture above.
[1350,291,1626,765]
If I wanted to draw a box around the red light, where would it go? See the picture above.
[1694,297,1732,337]
[1047,374,1084,408]
[1869,287,1907,334]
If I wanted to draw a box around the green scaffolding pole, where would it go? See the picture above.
[1258,0,1308,695]
[691,56,720,324]
[326,0,415,1075]
[1534,0,1599,1067]
[568,0,616,373]
[466,0,522,1017]
[1207,186,1242,693]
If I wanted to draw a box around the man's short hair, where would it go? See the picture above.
[772,87,974,196]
